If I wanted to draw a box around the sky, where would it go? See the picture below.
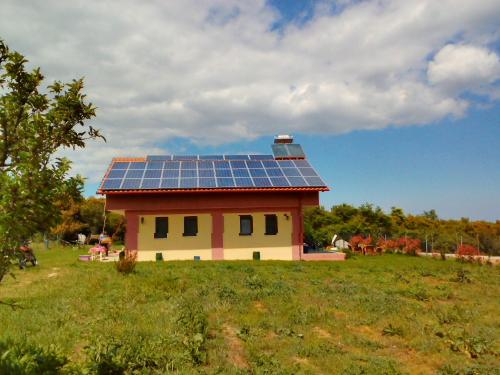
[1,0,499,221]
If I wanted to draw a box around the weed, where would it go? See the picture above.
[217,285,239,303]
[393,272,410,283]
[275,327,304,339]
[382,323,404,337]
[406,285,430,301]
[453,269,472,283]
[245,274,264,290]
[115,252,137,274]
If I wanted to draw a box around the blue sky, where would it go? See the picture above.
[2,0,499,220]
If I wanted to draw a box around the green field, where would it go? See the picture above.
[0,246,499,374]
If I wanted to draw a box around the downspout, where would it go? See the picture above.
[299,195,303,260]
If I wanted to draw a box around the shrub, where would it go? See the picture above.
[115,252,137,274]
[0,339,68,374]
[457,244,480,257]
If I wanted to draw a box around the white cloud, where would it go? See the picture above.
[1,0,499,183]
[428,44,500,93]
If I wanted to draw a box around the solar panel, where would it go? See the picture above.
[253,177,272,187]
[270,177,290,187]
[174,155,198,160]
[102,179,122,189]
[112,162,129,170]
[266,168,284,177]
[214,161,230,169]
[235,177,254,187]
[146,161,164,169]
[282,168,301,177]
[246,160,262,168]
[147,155,172,161]
[249,155,273,160]
[122,179,142,189]
[232,168,250,177]
[199,155,224,160]
[224,155,249,160]
[101,153,327,191]
[299,168,317,177]
[230,160,246,168]
[215,169,232,177]
[181,161,197,169]
[108,170,126,178]
[271,144,305,158]
[262,160,279,168]
[249,168,266,177]
[144,170,162,178]
[293,160,310,168]
[141,179,161,189]
[129,162,146,169]
[199,169,215,177]
[180,178,197,188]
[126,169,144,179]
[217,177,235,187]
[277,160,294,168]
[163,169,179,178]
[180,169,197,178]
[271,144,288,158]
[199,178,217,187]
[287,144,305,158]
[287,176,307,186]
[161,179,179,188]
[305,177,325,186]
[164,161,180,169]
[198,161,213,169]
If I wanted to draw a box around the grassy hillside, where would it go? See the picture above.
[0,246,498,374]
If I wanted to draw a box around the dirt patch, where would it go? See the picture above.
[383,345,442,375]
[254,301,267,312]
[350,325,380,341]
[313,326,332,338]
[222,324,249,369]
[47,273,58,278]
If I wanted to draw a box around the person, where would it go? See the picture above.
[19,240,38,268]
[99,232,112,257]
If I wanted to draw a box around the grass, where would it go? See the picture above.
[0,245,499,374]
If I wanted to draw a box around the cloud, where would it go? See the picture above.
[428,44,500,94]
[1,0,499,183]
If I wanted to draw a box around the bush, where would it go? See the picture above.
[0,339,68,374]
[115,252,137,274]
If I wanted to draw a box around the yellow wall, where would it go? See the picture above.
[223,212,293,260]
[137,214,212,260]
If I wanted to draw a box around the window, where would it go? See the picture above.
[239,215,253,235]
[154,217,168,238]
[183,216,198,236]
[265,214,278,235]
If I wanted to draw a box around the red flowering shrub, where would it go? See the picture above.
[457,244,480,256]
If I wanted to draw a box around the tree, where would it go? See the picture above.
[0,40,102,283]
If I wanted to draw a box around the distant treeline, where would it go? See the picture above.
[51,197,125,242]
[304,204,500,255]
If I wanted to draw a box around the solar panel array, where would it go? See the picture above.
[101,156,327,191]
[271,144,305,159]
[147,154,274,161]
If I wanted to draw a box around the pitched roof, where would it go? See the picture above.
[98,148,328,194]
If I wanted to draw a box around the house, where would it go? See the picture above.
[98,135,344,261]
